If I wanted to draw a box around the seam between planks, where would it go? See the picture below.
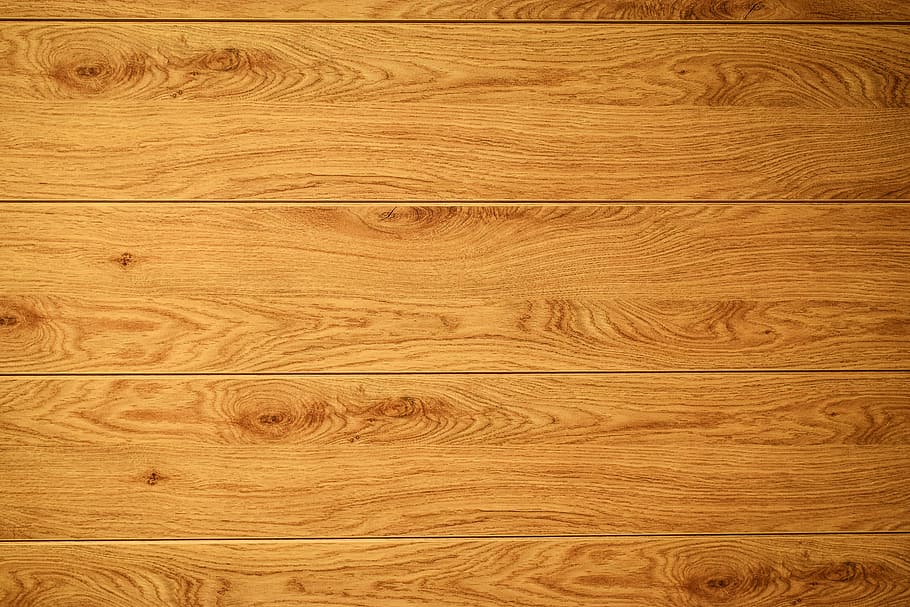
[1,19,909,25]
[4,532,910,545]
[1,370,908,377]
[0,203,910,207]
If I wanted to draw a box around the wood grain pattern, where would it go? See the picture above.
[2,536,910,606]
[1,374,908,447]
[2,0,909,21]
[2,25,907,108]
[4,204,909,299]
[1,444,908,537]
[2,204,907,372]
[4,104,906,200]
[1,25,908,199]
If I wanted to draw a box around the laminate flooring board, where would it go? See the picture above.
[2,25,907,107]
[2,443,908,537]
[3,0,909,21]
[2,374,907,447]
[2,204,907,372]
[1,25,907,199]
[2,536,910,606]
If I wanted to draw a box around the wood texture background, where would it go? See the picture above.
[3,0,910,20]
[2,537,909,606]
[1,25,908,199]
[2,204,908,372]
[1,1,908,604]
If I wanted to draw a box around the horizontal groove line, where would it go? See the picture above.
[0,18,908,25]
[4,531,910,544]
[1,370,908,377]
[3,200,909,205]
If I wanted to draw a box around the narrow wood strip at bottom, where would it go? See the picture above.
[1,536,908,606]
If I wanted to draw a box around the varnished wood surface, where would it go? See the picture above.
[5,105,906,200]
[2,374,907,446]
[2,536,909,606]
[2,204,907,372]
[2,4,909,603]
[2,444,908,537]
[5,204,909,299]
[1,25,908,199]
[2,0,910,21]
[2,25,907,107]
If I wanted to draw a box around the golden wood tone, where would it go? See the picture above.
[2,374,907,446]
[2,373,907,538]
[1,3,909,603]
[0,25,907,199]
[2,25,907,107]
[2,0,909,20]
[2,444,909,538]
[2,537,909,606]
[1,204,907,372]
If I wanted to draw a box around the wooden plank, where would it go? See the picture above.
[4,104,906,200]
[2,204,908,372]
[0,25,908,200]
[2,536,909,606]
[2,25,907,107]
[2,0,909,21]
[4,204,909,300]
[1,374,908,447]
[1,444,908,537]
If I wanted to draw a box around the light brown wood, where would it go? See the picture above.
[2,374,908,447]
[2,204,907,372]
[2,444,908,538]
[2,536,910,606]
[1,7,908,604]
[2,24,907,107]
[1,25,908,199]
[2,0,909,21]
[5,104,906,200]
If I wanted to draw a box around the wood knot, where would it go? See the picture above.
[368,395,452,423]
[0,301,41,329]
[258,412,288,426]
[75,64,104,78]
[377,396,421,418]
[234,399,327,441]
[204,47,243,71]
[53,55,115,93]
[145,470,163,486]
[116,252,135,268]
[686,573,741,601]
[706,576,734,590]
[820,561,859,582]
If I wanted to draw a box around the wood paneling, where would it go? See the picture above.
[2,444,908,537]
[2,25,907,107]
[4,105,906,200]
[1,24,907,199]
[2,374,907,446]
[2,0,909,21]
[1,4,908,602]
[5,204,909,299]
[3,536,910,606]
[2,204,907,372]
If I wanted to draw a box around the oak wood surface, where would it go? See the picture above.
[5,105,906,200]
[2,536,909,606]
[2,0,909,21]
[1,25,908,199]
[1,11,908,604]
[2,24,907,108]
[2,444,908,537]
[2,374,907,447]
[2,204,907,372]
